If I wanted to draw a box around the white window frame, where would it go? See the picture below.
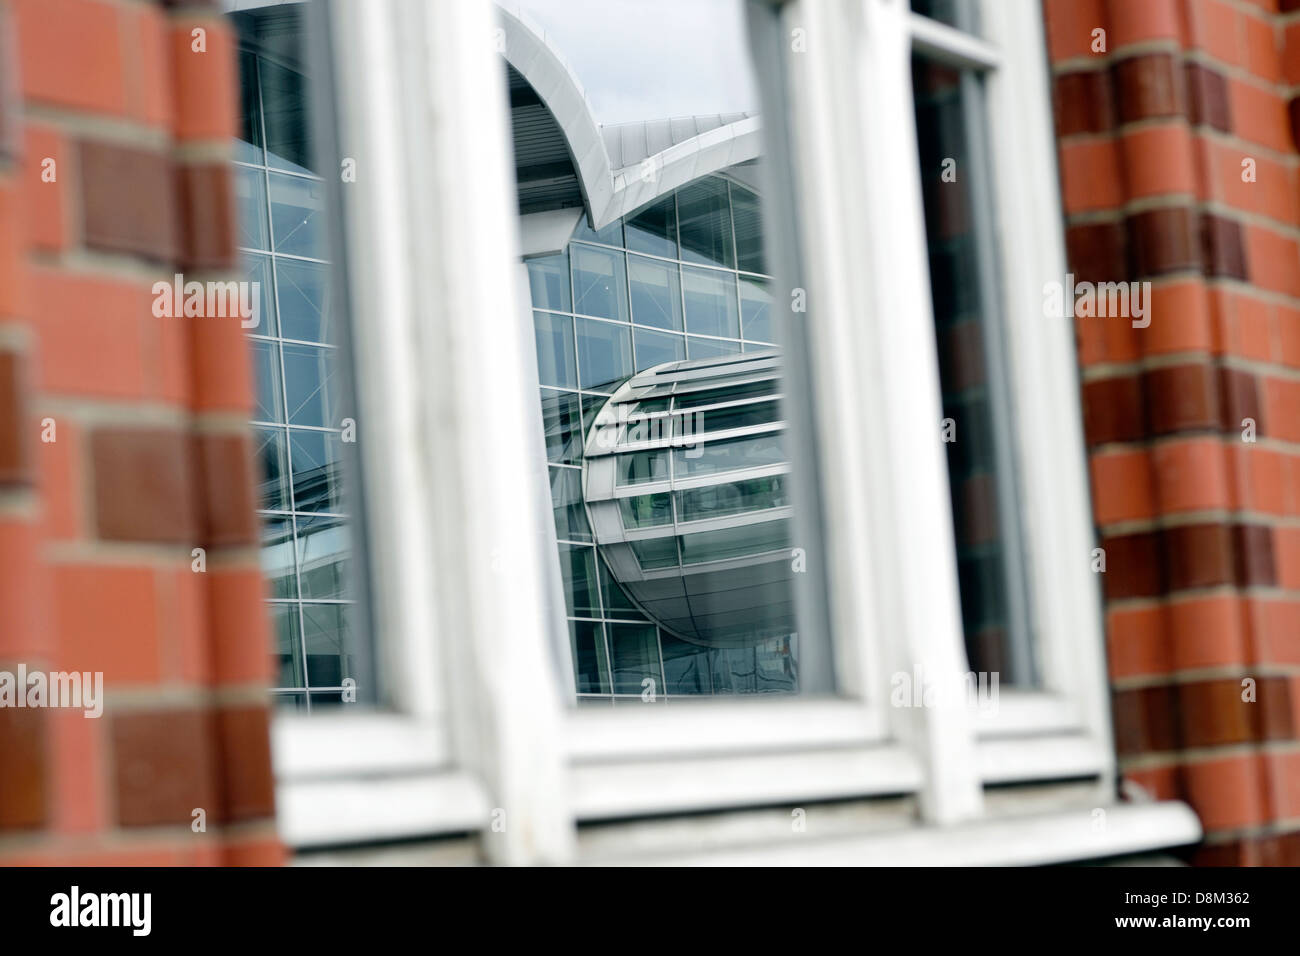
[269,0,1199,864]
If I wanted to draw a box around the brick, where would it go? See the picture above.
[1082,374,1145,445]
[52,563,161,682]
[1060,139,1124,213]
[1278,305,1300,369]
[1143,363,1217,435]
[0,519,43,661]
[1243,14,1281,84]
[191,313,255,414]
[1245,225,1300,299]
[1184,65,1231,132]
[1099,530,1164,599]
[13,0,127,115]
[20,124,71,252]
[1220,367,1264,437]
[1066,220,1127,283]
[1178,678,1259,747]
[126,2,175,128]
[0,350,28,485]
[1106,0,1180,50]
[176,163,237,271]
[1234,294,1273,362]
[1091,449,1156,524]
[1107,604,1166,679]
[111,708,219,827]
[223,839,286,867]
[1164,522,1234,591]
[1277,526,1300,590]
[1239,446,1287,515]
[1128,206,1199,277]
[1184,0,1243,68]
[1112,684,1179,754]
[195,431,259,547]
[1199,213,1247,281]
[1168,593,1247,670]
[1120,124,1195,200]
[170,20,238,142]
[1233,522,1277,587]
[1139,280,1213,357]
[214,706,275,821]
[50,707,105,834]
[1284,21,1300,85]
[1182,754,1266,830]
[1053,69,1115,136]
[1043,0,1109,62]
[77,140,177,263]
[1248,598,1300,666]
[1263,377,1300,443]
[37,414,82,541]
[1112,53,1184,124]
[0,184,26,318]
[0,707,47,830]
[208,567,273,685]
[90,427,198,544]
[1151,437,1230,512]
[1230,79,1292,153]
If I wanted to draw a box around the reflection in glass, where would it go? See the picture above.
[625,195,677,258]
[255,426,289,511]
[634,328,684,370]
[559,543,601,617]
[271,603,303,688]
[616,449,668,485]
[677,474,788,523]
[527,253,571,312]
[302,604,353,688]
[269,172,325,259]
[276,258,330,343]
[534,311,577,388]
[679,519,790,565]
[281,342,336,427]
[289,428,342,513]
[682,266,739,338]
[261,515,297,599]
[661,631,710,694]
[731,185,766,273]
[570,621,611,694]
[739,276,773,343]
[610,623,662,695]
[250,338,282,423]
[572,244,629,321]
[295,514,350,600]
[236,50,263,165]
[628,255,682,330]
[540,390,582,463]
[550,466,591,542]
[677,178,735,268]
[260,57,313,173]
[575,317,633,391]
[242,254,276,335]
[619,492,672,529]
[234,165,268,250]
[673,432,784,478]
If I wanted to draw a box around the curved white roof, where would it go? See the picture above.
[497,4,762,229]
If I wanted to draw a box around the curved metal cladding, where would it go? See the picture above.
[582,350,794,648]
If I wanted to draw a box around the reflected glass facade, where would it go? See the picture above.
[528,177,803,704]
[235,16,359,711]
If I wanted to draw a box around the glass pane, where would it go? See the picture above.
[559,543,601,617]
[575,317,633,391]
[551,466,592,542]
[677,474,789,523]
[710,637,797,694]
[616,449,669,485]
[660,632,711,695]
[302,604,354,688]
[619,492,672,529]
[261,515,297,600]
[911,0,981,33]
[571,213,622,247]
[600,561,639,616]
[295,513,350,600]
[572,244,629,321]
[691,399,781,434]
[540,389,583,463]
[686,336,741,360]
[260,57,314,174]
[534,311,577,389]
[254,426,289,511]
[625,195,678,258]
[739,276,773,343]
[275,258,330,343]
[527,253,571,312]
[234,164,268,251]
[242,254,276,336]
[288,428,343,513]
[236,51,263,165]
[682,266,739,338]
[677,178,735,268]
[675,379,776,408]
[628,255,682,330]
[271,603,303,688]
[281,343,337,427]
[630,536,678,570]
[569,621,611,695]
[250,338,282,423]
[731,185,766,273]
[914,54,1033,684]
[679,519,790,565]
[673,432,784,478]
[633,327,685,371]
[609,623,662,695]
[269,172,325,259]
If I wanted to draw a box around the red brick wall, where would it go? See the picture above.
[1045,0,1300,864]
[0,0,281,865]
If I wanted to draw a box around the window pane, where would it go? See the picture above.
[914,54,1034,684]
[601,561,639,616]
[569,621,611,694]
[540,390,583,463]
[261,515,297,600]
[276,258,331,343]
[691,399,781,434]
[551,466,592,542]
[682,266,739,338]
[242,254,276,336]
[674,379,777,408]
[739,276,773,343]
[609,623,663,695]
[677,474,789,523]
[288,428,343,514]
[572,244,629,321]
[527,253,571,312]
[628,255,682,330]
[534,311,577,388]
[281,343,337,427]
[269,172,325,259]
[625,196,678,259]
[571,212,622,246]
[260,57,314,174]
[911,0,981,33]
[615,449,669,485]
[250,338,282,423]
[302,604,354,689]
[710,637,797,695]
[634,327,685,370]
[686,336,741,360]
[673,432,784,478]
[236,50,263,165]
[559,543,601,617]
[731,185,766,273]
[629,536,678,570]
[679,519,791,566]
[619,492,672,529]
[677,178,735,268]
[234,164,268,251]
[271,603,304,688]
[660,632,711,694]
[295,514,350,600]
[576,317,633,391]
[255,426,290,511]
